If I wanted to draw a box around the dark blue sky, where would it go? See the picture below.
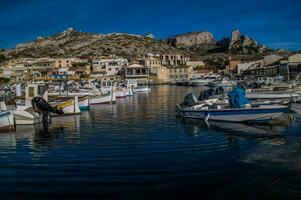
[1,0,300,50]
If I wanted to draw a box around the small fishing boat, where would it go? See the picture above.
[126,79,150,93]
[125,87,134,96]
[177,87,289,123]
[90,92,116,105]
[78,96,90,110]
[50,96,81,116]
[115,87,127,98]
[246,92,301,103]
[100,80,116,94]
[189,74,219,86]
[12,106,41,125]
[133,85,151,93]
[0,102,15,131]
[208,78,236,88]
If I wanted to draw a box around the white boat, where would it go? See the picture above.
[189,74,219,86]
[125,87,134,96]
[126,79,151,93]
[177,102,288,123]
[0,102,15,131]
[12,106,41,125]
[115,87,127,98]
[133,85,151,93]
[0,111,14,131]
[78,96,90,110]
[177,91,288,123]
[246,92,301,102]
[90,92,116,105]
[100,80,116,94]
[208,78,236,88]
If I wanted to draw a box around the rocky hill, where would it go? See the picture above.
[0,28,287,66]
[165,29,270,55]
[1,28,182,61]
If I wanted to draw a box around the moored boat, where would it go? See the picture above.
[50,96,81,116]
[177,87,289,123]
[90,92,116,105]
[78,96,90,110]
[0,110,15,131]
[133,85,151,93]
[176,103,288,123]
[12,106,41,125]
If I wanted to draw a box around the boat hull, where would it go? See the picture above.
[176,104,289,122]
[0,111,15,131]
[78,96,90,110]
[13,106,41,125]
[116,88,127,98]
[51,98,81,116]
[133,86,151,93]
[90,93,116,105]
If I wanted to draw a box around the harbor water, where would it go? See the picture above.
[1,85,301,199]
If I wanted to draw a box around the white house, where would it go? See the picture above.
[92,58,128,76]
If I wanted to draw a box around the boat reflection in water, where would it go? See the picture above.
[179,113,301,199]
[179,113,295,146]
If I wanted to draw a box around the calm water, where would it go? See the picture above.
[1,85,301,200]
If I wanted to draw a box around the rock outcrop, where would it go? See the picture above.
[166,31,215,48]
[229,29,268,54]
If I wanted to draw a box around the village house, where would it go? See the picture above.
[225,56,241,73]
[0,58,58,81]
[91,57,127,79]
[157,66,193,82]
[53,58,85,75]
[282,54,301,79]
[125,64,150,83]
[185,60,212,79]
[161,54,189,66]
[137,53,162,74]
[68,62,91,78]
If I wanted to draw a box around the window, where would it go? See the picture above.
[58,60,61,63]
[108,68,112,71]
[28,87,34,98]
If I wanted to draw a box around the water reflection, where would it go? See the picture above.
[179,113,295,146]
[0,85,301,199]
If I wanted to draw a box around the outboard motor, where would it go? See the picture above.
[183,93,198,107]
[31,97,64,127]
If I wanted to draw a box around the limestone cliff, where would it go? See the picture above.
[166,31,215,48]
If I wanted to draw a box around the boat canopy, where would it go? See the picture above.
[227,87,250,108]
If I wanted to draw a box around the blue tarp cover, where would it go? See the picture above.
[227,87,250,108]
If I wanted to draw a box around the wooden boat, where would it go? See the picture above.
[78,96,90,110]
[50,96,81,116]
[90,92,116,105]
[177,93,289,123]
